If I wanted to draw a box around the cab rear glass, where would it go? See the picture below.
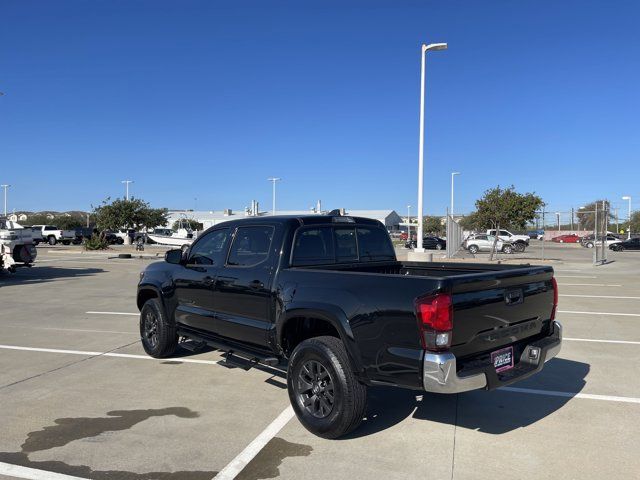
[291,225,395,266]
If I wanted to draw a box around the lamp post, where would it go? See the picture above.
[407,205,412,240]
[450,172,460,218]
[555,212,561,231]
[1,184,9,216]
[416,42,448,253]
[268,177,281,215]
[622,196,632,239]
[121,180,134,201]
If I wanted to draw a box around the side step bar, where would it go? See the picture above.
[177,329,280,369]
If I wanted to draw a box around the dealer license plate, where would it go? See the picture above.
[492,346,514,372]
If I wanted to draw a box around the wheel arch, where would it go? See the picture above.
[278,305,364,374]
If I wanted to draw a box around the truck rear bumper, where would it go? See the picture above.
[422,320,562,394]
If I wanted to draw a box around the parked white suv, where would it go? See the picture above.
[464,234,514,254]
[486,229,529,252]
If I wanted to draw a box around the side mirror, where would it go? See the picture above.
[164,249,183,265]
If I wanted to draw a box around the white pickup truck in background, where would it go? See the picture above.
[30,225,76,245]
[487,229,530,252]
[1,217,37,272]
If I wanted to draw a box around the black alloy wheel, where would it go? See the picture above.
[295,360,335,419]
[142,309,159,350]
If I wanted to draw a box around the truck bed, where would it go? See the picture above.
[283,260,555,390]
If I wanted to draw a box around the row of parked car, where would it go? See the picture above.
[551,232,639,250]
[404,229,531,254]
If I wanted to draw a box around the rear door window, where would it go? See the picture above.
[227,226,274,267]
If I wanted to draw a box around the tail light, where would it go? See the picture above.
[414,293,453,351]
[551,277,558,320]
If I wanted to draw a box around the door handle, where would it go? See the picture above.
[204,276,215,286]
[249,280,264,290]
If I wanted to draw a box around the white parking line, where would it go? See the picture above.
[560,294,640,300]
[565,337,640,345]
[86,311,138,316]
[1,325,135,335]
[0,461,88,480]
[558,283,622,287]
[557,310,640,317]
[213,406,295,480]
[0,345,221,365]
[502,387,640,404]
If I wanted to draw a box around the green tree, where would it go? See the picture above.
[56,215,86,230]
[458,212,481,231]
[576,201,614,231]
[422,216,444,235]
[172,219,203,231]
[93,197,168,231]
[474,186,544,231]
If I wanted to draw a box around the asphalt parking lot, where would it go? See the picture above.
[1,243,639,479]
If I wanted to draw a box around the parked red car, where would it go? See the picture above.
[552,234,581,243]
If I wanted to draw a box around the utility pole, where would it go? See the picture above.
[1,184,9,216]
[416,42,448,253]
[121,180,134,201]
[407,205,412,240]
[622,196,632,239]
[615,207,619,234]
[267,177,281,215]
[571,207,574,231]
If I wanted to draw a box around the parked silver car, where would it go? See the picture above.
[464,234,514,254]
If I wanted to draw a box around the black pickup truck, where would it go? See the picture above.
[137,214,561,438]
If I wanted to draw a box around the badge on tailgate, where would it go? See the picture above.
[504,288,523,306]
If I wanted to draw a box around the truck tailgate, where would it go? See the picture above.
[448,267,555,359]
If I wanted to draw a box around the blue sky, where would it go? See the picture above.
[1,0,638,219]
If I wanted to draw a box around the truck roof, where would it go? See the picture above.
[208,214,383,229]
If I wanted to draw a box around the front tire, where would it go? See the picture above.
[502,245,513,254]
[140,298,177,358]
[586,242,594,249]
[468,245,479,254]
[287,336,367,439]
[435,243,443,250]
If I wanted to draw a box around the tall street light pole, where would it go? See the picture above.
[555,212,561,231]
[268,177,281,215]
[121,180,134,201]
[622,196,632,239]
[416,42,448,253]
[1,184,10,216]
[450,172,460,218]
[407,205,412,239]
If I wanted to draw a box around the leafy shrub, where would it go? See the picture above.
[84,234,110,250]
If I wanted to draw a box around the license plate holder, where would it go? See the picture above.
[492,346,514,373]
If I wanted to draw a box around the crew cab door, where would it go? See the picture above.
[213,225,277,348]
[173,228,232,334]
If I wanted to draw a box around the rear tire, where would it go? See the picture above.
[48,236,56,245]
[586,242,594,249]
[287,336,367,439]
[140,298,177,358]
[435,243,443,250]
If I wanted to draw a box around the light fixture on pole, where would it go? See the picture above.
[268,177,281,215]
[1,184,10,216]
[416,42,448,253]
[450,172,460,218]
[407,205,412,240]
[121,180,134,201]
[622,196,632,240]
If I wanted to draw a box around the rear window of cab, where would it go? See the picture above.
[291,226,395,266]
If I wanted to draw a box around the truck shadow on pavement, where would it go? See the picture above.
[345,358,589,438]
[0,266,105,286]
